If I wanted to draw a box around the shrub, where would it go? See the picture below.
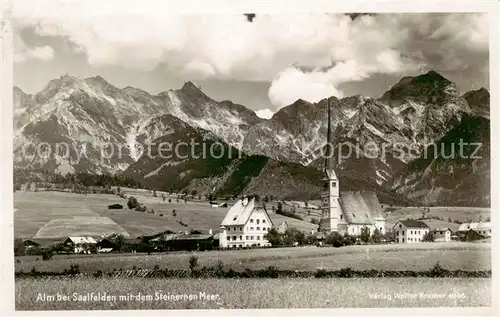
[326,232,344,247]
[342,233,356,246]
[422,231,435,242]
[41,248,54,261]
[188,255,199,272]
[68,264,80,274]
[429,262,446,277]
[108,204,123,210]
[305,234,317,245]
[127,196,138,209]
[172,209,177,217]
[310,218,319,225]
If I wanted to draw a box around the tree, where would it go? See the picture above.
[291,228,305,245]
[14,238,25,256]
[191,189,198,197]
[127,196,138,209]
[41,247,54,261]
[310,218,319,225]
[326,232,344,247]
[172,209,177,217]
[114,234,125,252]
[342,233,356,246]
[277,201,283,213]
[360,226,371,243]
[304,201,309,208]
[263,195,269,203]
[371,228,383,243]
[153,190,157,197]
[422,231,435,242]
[168,198,172,203]
[162,193,166,202]
[305,234,317,245]
[383,230,395,243]
[264,228,282,247]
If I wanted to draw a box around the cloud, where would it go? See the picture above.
[14,33,54,63]
[255,109,274,119]
[12,5,488,109]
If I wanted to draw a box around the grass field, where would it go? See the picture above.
[15,277,492,310]
[15,243,490,273]
[14,191,317,238]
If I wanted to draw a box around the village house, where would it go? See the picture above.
[62,236,97,254]
[458,221,491,238]
[318,100,386,236]
[219,197,274,248]
[392,220,430,243]
[432,227,452,242]
[276,221,288,234]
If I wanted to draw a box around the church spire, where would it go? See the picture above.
[324,98,334,173]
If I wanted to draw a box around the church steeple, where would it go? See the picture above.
[319,97,342,233]
[324,98,337,180]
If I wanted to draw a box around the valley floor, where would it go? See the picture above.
[16,243,491,273]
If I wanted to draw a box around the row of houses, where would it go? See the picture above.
[393,220,491,243]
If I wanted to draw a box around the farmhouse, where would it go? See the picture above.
[219,197,274,248]
[392,220,430,243]
[318,100,386,236]
[62,236,97,253]
[458,221,491,238]
[432,227,452,242]
[22,239,41,249]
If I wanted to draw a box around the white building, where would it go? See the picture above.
[432,227,452,242]
[219,197,274,248]
[318,99,386,236]
[392,220,430,243]
[63,236,97,253]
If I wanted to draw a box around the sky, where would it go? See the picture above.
[12,5,489,119]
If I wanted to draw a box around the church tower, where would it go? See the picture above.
[318,98,346,233]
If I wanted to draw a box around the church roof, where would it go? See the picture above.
[338,191,384,225]
[220,198,256,226]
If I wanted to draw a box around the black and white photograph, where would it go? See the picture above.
[2,0,498,313]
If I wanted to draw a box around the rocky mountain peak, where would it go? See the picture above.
[379,70,460,108]
[180,81,203,93]
[463,87,490,117]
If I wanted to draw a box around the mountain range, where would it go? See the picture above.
[13,71,490,206]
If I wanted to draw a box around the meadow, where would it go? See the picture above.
[16,277,492,310]
[16,242,491,273]
[14,191,317,239]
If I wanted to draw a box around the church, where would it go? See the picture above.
[318,100,386,236]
